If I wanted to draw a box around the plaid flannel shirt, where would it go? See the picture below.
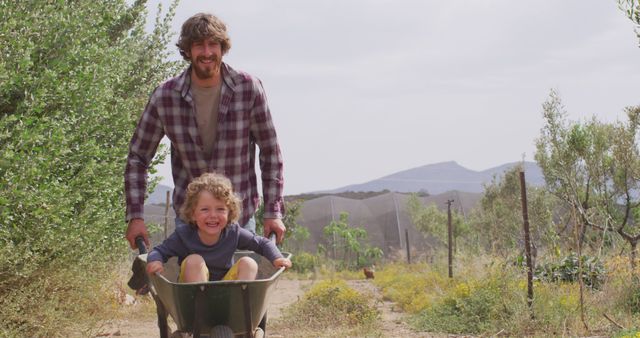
[125,63,284,226]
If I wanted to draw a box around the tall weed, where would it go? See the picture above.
[374,253,640,336]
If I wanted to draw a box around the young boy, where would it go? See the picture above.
[146,173,291,282]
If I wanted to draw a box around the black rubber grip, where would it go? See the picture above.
[135,236,147,254]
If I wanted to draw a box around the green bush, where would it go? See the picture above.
[410,278,512,334]
[614,328,640,338]
[625,284,640,314]
[0,1,180,335]
[535,253,606,290]
[291,251,319,273]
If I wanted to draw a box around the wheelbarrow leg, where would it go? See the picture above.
[258,313,267,333]
[193,286,206,338]
[153,295,170,338]
[241,284,254,338]
[253,314,266,338]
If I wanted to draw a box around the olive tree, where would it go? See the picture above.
[618,0,640,45]
[0,0,180,335]
[471,165,558,258]
[407,194,470,254]
[535,91,640,268]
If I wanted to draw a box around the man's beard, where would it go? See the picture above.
[192,56,220,80]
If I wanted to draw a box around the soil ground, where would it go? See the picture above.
[346,280,444,338]
[93,278,442,337]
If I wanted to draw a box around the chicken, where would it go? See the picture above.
[363,266,375,279]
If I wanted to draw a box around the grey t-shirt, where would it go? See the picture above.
[191,81,222,158]
[148,223,283,281]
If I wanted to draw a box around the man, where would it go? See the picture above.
[124,13,285,249]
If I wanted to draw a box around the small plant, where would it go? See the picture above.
[322,212,383,270]
[358,247,384,269]
[613,328,640,338]
[535,253,605,290]
[291,251,319,274]
[283,279,379,329]
[625,283,640,314]
[410,278,511,334]
[374,264,444,313]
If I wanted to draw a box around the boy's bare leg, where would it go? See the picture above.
[236,257,258,280]
[181,254,208,282]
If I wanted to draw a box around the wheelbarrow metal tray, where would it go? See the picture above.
[144,251,290,335]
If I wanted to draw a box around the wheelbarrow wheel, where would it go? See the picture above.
[255,312,267,338]
[169,331,192,338]
[258,313,267,332]
[210,325,234,338]
[254,327,265,338]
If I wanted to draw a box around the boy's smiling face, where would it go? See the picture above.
[192,190,229,245]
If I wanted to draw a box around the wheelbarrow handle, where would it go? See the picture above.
[135,236,147,254]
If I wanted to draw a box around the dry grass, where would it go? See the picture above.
[0,258,144,338]
[372,253,640,337]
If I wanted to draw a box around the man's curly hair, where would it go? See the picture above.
[179,173,241,228]
[176,13,232,60]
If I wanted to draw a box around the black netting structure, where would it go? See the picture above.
[295,191,481,257]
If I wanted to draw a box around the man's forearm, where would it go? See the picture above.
[124,154,148,221]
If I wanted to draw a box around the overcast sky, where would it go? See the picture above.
[146,0,640,195]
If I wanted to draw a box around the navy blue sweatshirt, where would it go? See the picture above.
[147,223,283,281]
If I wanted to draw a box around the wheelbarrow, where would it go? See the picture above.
[130,237,291,338]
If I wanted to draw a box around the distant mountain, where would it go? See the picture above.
[146,161,544,205]
[320,161,544,194]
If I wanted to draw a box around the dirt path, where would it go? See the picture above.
[95,279,437,337]
[346,280,443,338]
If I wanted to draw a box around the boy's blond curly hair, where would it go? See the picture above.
[179,173,241,227]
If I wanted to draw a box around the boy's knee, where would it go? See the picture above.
[236,257,258,280]
[184,254,206,268]
[238,256,258,269]
[181,254,208,282]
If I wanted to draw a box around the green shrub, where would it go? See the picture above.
[410,278,512,334]
[0,0,180,335]
[613,328,640,338]
[535,253,605,290]
[625,284,640,314]
[291,251,319,274]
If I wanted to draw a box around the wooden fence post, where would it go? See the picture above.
[519,171,534,317]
